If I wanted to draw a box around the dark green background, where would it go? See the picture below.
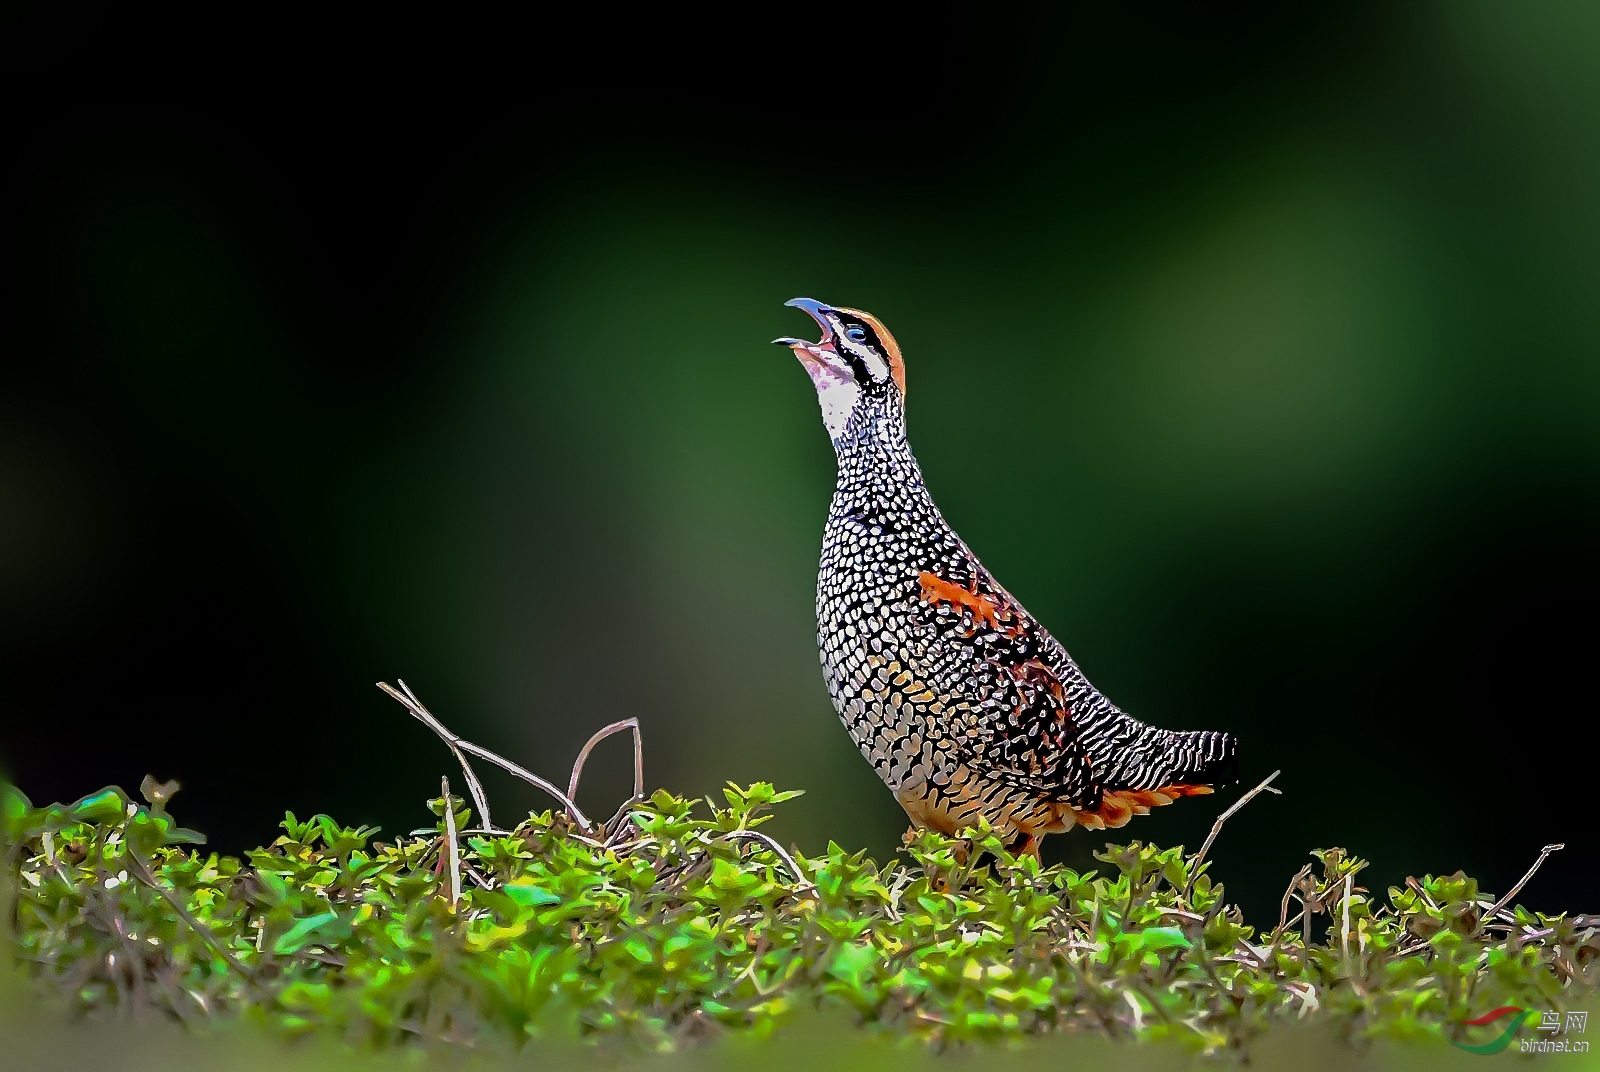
[4,4,1595,923]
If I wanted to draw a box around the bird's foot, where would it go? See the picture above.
[904,825,972,892]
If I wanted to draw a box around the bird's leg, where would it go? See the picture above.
[905,825,972,892]
[933,839,974,894]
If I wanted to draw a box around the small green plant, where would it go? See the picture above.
[3,683,1596,1059]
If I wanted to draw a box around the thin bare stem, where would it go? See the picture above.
[125,847,258,986]
[442,776,461,908]
[453,740,592,829]
[1277,864,1314,938]
[1485,843,1565,919]
[379,682,496,832]
[1340,872,1353,960]
[1122,989,1145,1033]
[1183,769,1282,900]
[1405,876,1439,910]
[602,799,647,846]
[379,681,591,829]
[1301,892,1313,963]
[722,830,818,894]
[567,718,644,804]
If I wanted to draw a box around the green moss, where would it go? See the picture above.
[3,779,1595,1060]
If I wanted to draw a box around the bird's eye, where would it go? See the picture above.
[844,325,869,343]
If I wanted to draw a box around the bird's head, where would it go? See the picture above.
[773,298,906,442]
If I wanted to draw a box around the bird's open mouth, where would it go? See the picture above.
[772,297,836,353]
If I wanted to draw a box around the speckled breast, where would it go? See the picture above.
[813,494,1030,836]
[816,535,946,781]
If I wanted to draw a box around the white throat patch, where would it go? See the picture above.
[793,347,861,440]
[814,374,861,440]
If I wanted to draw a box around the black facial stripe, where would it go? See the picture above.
[841,350,873,384]
[833,314,883,384]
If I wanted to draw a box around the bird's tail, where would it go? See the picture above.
[1092,723,1237,793]
[1066,727,1239,830]
[1160,728,1239,790]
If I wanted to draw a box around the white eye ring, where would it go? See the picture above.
[845,326,868,343]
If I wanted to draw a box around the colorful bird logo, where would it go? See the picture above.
[1451,1006,1538,1054]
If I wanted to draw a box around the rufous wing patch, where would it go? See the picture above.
[918,571,1011,631]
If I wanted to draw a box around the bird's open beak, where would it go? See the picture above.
[772,297,836,354]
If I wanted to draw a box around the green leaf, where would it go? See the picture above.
[827,943,878,990]
[272,911,341,954]
[3,783,32,819]
[70,788,129,824]
[1139,926,1192,951]
[10,774,1593,1054]
[505,880,563,907]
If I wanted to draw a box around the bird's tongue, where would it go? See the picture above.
[790,342,850,393]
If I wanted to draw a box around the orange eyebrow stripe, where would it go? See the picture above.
[836,306,906,395]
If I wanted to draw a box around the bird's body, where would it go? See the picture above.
[777,299,1236,855]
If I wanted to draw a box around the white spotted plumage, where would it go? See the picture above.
[776,299,1238,852]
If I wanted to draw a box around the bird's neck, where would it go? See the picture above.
[830,393,931,514]
[833,391,908,459]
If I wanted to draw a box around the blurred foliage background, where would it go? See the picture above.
[0,988,1528,1072]
[2,3,1596,927]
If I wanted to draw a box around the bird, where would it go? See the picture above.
[774,297,1238,858]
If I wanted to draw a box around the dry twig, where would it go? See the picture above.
[1485,843,1565,919]
[568,718,644,806]
[379,681,593,829]
[380,682,497,831]
[1183,769,1282,900]
[1340,872,1353,960]
[441,776,461,908]
[125,846,258,986]
[1404,876,1438,910]
[1276,864,1314,938]
[722,830,817,894]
